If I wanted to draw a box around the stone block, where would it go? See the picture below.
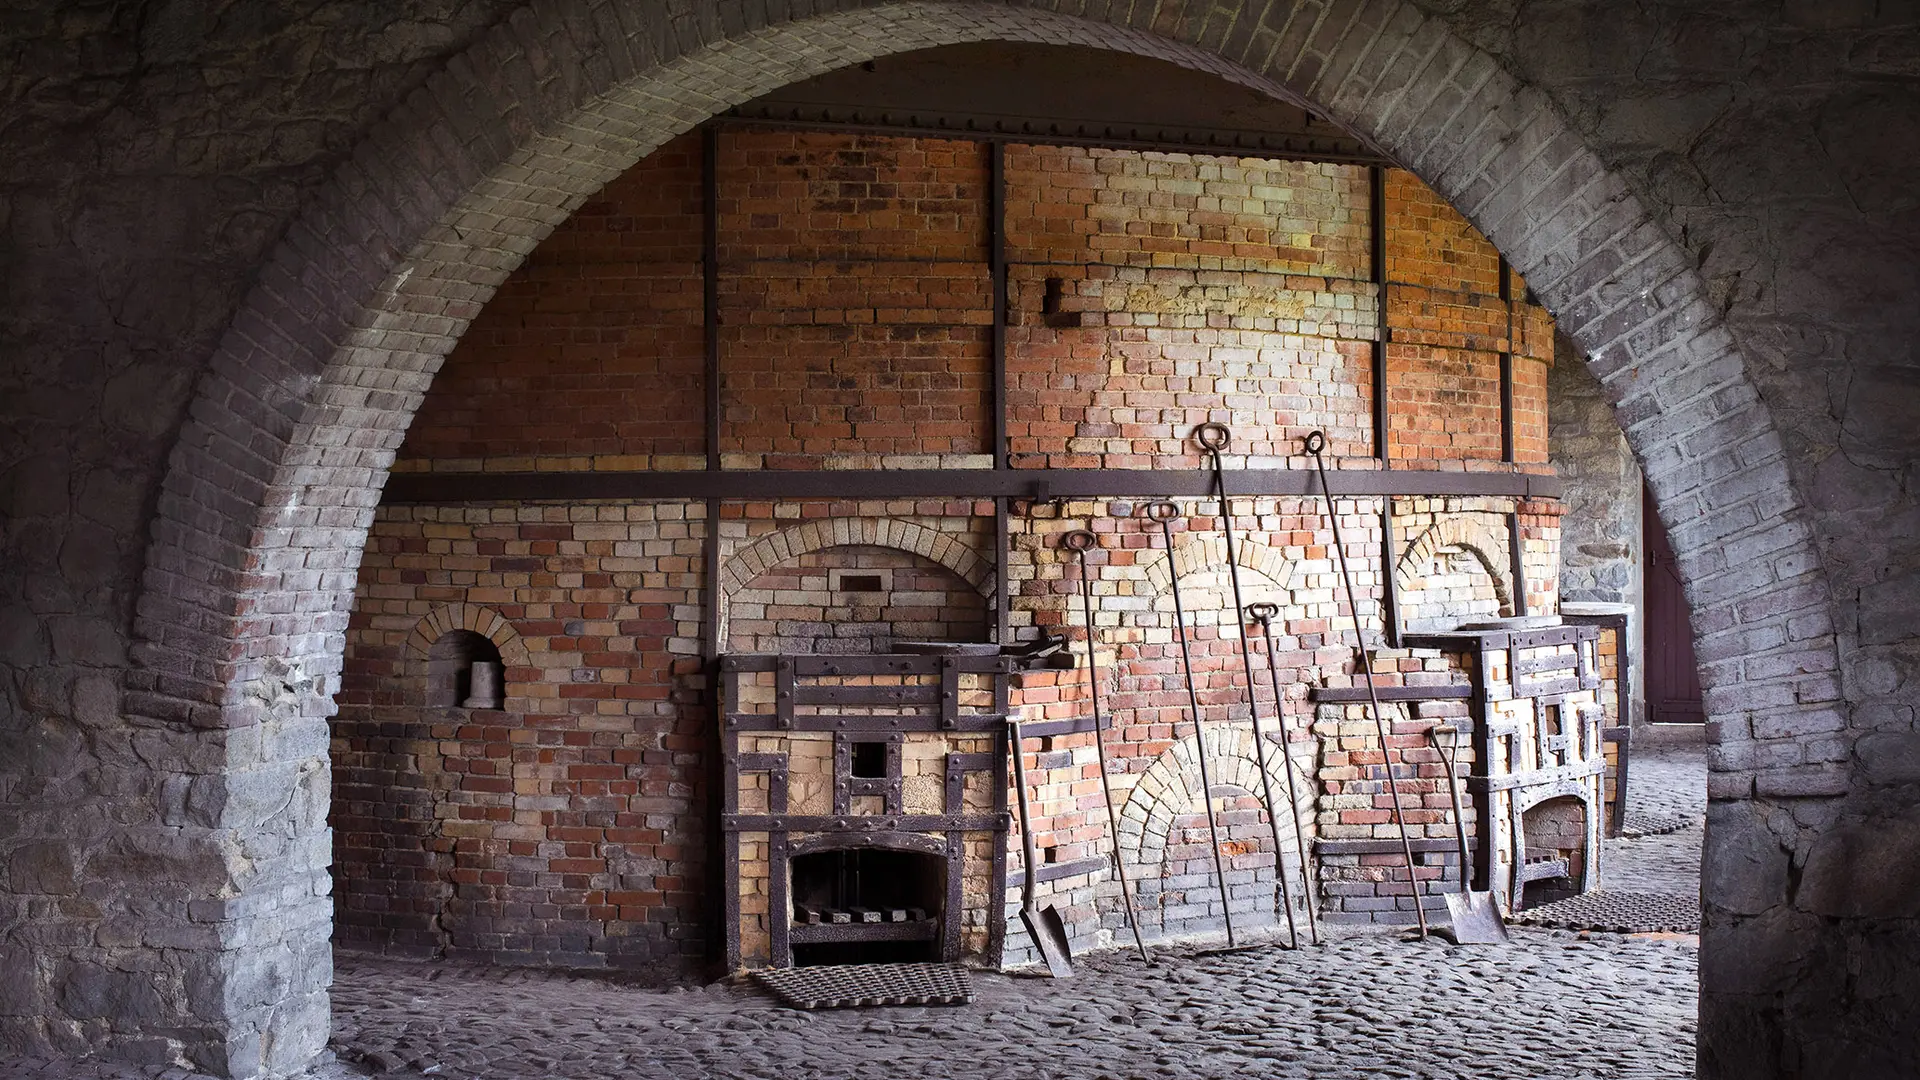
[1858,570,1920,647]
[1702,804,1789,916]
[1856,731,1920,787]
[56,962,168,1028]
[1797,810,1920,920]
[8,841,77,895]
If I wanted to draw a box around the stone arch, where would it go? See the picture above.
[1394,516,1517,618]
[122,0,1838,1071]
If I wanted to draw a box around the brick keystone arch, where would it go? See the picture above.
[123,0,1840,1074]
[1394,516,1517,617]
[720,519,992,598]
[403,603,531,669]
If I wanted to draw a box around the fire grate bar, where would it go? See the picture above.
[754,963,975,1010]
[1621,810,1699,838]
[1512,890,1700,934]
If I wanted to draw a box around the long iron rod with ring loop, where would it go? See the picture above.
[1142,499,1237,948]
[1193,423,1298,948]
[1245,600,1322,944]
[1061,529,1150,962]
[1305,430,1428,938]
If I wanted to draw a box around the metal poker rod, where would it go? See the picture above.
[1060,529,1150,962]
[1304,430,1428,939]
[1142,500,1238,948]
[1192,423,1298,949]
[1245,600,1322,944]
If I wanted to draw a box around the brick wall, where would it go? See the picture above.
[335,503,709,969]
[396,134,1553,475]
[1383,170,1552,467]
[718,131,992,468]
[345,130,1574,964]
[397,135,707,473]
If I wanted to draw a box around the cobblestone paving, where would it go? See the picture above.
[1604,746,1706,897]
[6,747,1707,1080]
[319,929,1696,1080]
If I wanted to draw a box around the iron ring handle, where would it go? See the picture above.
[1192,421,1232,453]
[1244,602,1280,623]
[1302,430,1327,456]
[1060,529,1098,553]
[1140,500,1181,522]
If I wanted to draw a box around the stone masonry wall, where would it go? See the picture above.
[1550,333,1642,609]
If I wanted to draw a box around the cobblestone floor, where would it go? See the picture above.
[6,747,1707,1080]
[1601,745,1706,897]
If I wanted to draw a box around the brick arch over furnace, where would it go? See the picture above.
[1141,532,1295,602]
[720,519,992,599]
[717,518,993,646]
[1394,516,1516,617]
[127,0,1837,1072]
[1115,722,1312,878]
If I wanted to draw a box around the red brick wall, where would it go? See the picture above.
[1382,170,1552,467]
[717,131,992,467]
[394,135,1552,474]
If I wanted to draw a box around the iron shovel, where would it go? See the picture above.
[1428,723,1509,944]
[1009,718,1074,976]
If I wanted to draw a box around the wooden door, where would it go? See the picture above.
[1643,485,1704,724]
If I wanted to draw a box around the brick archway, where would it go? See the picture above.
[1394,515,1517,617]
[128,1,1835,1073]
[717,517,994,647]
[720,518,993,598]
[1141,532,1295,600]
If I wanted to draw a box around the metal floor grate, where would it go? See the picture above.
[1514,890,1699,933]
[754,963,975,1009]
[1620,810,1699,837]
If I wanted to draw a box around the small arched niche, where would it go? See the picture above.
[426,629,506,709]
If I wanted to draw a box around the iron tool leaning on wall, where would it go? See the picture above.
[1305,431,1428,939]
[1061,529,1151,962]
[1193,423,1302,948]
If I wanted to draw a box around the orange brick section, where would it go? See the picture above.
[1383,169,1552,467]
[1004,144,1369,274]
[717,129,991,466]
[1005,146,1376,466]
[397,134,706,472]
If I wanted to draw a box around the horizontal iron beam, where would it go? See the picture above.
[723,813,1005,832]
[386,468,1563,504]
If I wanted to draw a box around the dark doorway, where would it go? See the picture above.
[1643,485,1704,724]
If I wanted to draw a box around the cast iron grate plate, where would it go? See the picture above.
[1513,890,1699,933]
[1621,810,1699,837]
[755,963,975,1009]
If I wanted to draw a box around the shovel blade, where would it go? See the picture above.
[1444,891,1509,944]
[1023,905,1074,977]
